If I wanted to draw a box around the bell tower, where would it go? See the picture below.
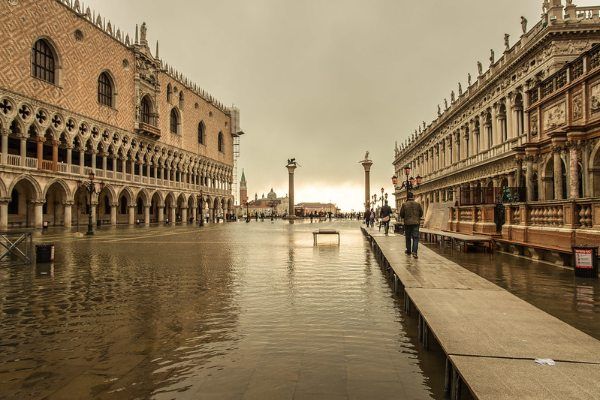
[240,169,248,205]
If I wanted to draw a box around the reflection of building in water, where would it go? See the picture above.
[393,0,600,265]
[0,0,240,229]
[295,202,338,217]
[247,189,289,216]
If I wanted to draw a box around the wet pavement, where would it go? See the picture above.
[0,221,443,400]
[427,245,600,340]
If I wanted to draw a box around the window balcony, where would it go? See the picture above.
[136,122,161,138]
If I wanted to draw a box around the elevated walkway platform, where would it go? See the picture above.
[362,228,600,400]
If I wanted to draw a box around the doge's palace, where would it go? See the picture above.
[0,0,241,229]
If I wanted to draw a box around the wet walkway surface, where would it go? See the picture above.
[0,222,443,400]
[427,245,600,340]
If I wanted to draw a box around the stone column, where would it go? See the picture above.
[91,150,97,171]
[52,140,59,171]
[20,136,27,166]
[157,205,165,223]
[525,156,535,202]
[0,199,8,231]
[128,205,136,225]
[34,201,44,229]
[569,142,581,199]
[361,159,373,212]
[66,146,72,170]
[102,153,108,172]
[36,137,44,170]
[170,207,176,224]
[79,150,85,174]
[1,129,8,165]
[63,202,72,228]
[553,146,564,200]
[113,156,118,175]
[110,203,117,226]
[181,206,188,224]
[144,205,150,226]
[191,206,197,223]
[287,161,298,224]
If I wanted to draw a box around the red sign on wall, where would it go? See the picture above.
[574,248,594,270]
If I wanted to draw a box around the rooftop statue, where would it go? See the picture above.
[477,61,483,76]
[521,16,528,34]
[504,34,510,51]
[490,49,495,65]
[458,82,463,96]
[468,73,472,86]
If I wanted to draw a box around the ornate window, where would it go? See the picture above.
[198,121,205,144]
[141,96,154,125]
[97,72,114,107]
[218,131,224,152]
[31,39,57,84]
[170,108,180,134]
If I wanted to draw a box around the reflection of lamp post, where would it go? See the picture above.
[199,192,204,227]
[78,172,104,236]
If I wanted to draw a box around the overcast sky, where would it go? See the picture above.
[87,0,596,211]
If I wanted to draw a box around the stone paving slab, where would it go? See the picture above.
[408,287,600,364]
[368,232,500,290]
[364,228,600,398]
[450,355,600,400]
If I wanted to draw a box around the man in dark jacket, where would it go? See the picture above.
[379,201,393,235]
[399,192,423,259]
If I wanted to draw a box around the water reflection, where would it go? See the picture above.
[0,222,442,399]
[428,246,600,340]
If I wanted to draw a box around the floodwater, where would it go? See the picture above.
[428,245,600,340]
[0,221,444,400]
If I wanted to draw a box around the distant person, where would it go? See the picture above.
[399,192,423,259]
[380,200,393,235]
[369,208,375,228]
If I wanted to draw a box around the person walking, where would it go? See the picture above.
[399,192,423,259]
[380,200,393,235]
[369,208,375,228]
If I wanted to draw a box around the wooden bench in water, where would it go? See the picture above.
[419,227,494,253]
[362,228,600,400]
[313,229,340,245]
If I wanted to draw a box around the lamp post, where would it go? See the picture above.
[245,201,250,223]
[392,165,422,197]
[79,171,104,236]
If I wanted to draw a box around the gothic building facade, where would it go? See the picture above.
[393,0,600,262]
[0,0,240,229]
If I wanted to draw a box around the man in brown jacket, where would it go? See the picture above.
[399,192,423,259]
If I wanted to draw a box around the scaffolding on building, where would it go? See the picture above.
[230,106,243,206]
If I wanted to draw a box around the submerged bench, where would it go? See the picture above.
[313,229,340,245]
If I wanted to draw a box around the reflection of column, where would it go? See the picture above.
[110,203,117,226]
[287,162,298,224]
[128,205,135,225]
[64,202,72,228]
[361,159,373,213]
[553,146,564,200]
[525,155,535,202]
[0,199,8,231]
[569,142,581,199]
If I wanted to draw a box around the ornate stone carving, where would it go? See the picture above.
[530,112,539,136]
[572,92,583,121]
[542,102,566,131]
[590,83,600,114]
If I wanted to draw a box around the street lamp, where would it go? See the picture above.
[79,171,104,236]
[393,165,422,196]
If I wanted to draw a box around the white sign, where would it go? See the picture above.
[575,249,594,270]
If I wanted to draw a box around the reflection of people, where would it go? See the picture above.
[400,192,424,259]
[380,201,393,235]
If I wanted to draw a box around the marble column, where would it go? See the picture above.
[0,200,8,231]
[569,142,581,199]
[1,130,8,165]
[110,204,117,226]
[20,136,27,167]
[34,201,44,229]
[287,161,298,224]
[553,146,564,200]
[128,205,136,225]
[525,156,535,202]
[361,159,372,212]
[157,206,165,223]
[144,205,150,226]
[181,206,188,224]
[63,203,72,228]
[36,137,44,170]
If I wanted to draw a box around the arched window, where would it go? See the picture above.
[141,96,153,125]
[198,121,205,145]
[98,72,114,107]
[170,108,180,134]
[167,84,172,103]
[31,39,56,84]
[218,131,224,152]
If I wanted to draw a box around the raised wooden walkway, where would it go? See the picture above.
[362,228,600,400]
